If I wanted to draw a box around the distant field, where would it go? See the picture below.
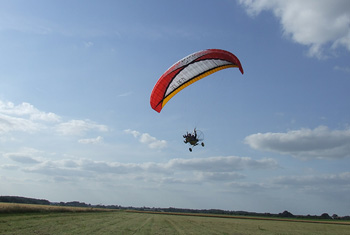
[1,203,349,235]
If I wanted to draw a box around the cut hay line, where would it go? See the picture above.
[126,210,350,226]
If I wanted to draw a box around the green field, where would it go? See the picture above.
[0,204,349,234]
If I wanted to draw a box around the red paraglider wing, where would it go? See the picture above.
[150,49,244,113]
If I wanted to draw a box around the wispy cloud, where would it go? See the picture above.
[15,155,277,184]
[4,148,43,164]
[274,172,350,187]
[273,172,350,195]
[245,126,350,159]
[57,120,108,136]
[227,181,272,193]
[118,91,133,97]
[197,172,245,182]
[84,41,94,48]
[78,136,103,144]
[239,0,350,59]
[166,156,278,172]
[124,129,167,149]
[0,11,53,35]
[227,172,350,196]
[334,65,350,73]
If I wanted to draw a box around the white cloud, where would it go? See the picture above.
[0,101,61,134]
[0,101,61,122]
[124,129,167,149]
[124,129,140,138]
[0,114,42,133]
[239,0,350,58]
[139,133,167,149]
[245,126,350,159]
[0,100,108,140]
[0,100,61,134]
[56,120,108,136]
[78,136,103,144]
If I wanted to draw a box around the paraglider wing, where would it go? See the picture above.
[150,49,244,113]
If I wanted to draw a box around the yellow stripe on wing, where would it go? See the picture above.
[161,64,237,109]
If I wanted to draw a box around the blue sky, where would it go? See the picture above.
[1,0,350,216]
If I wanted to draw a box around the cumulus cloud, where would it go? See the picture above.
[0,100,108,144]
[239,0,350,58]
[124,129,167,149]
[78,136,103,144]
[124,129,141,138]
[245,126,350,159]
[0,114,42,133]
[0,100,61,133]
[56,120,108,136]
[0,101,61,122]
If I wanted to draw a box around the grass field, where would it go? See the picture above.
[0,203,349,234]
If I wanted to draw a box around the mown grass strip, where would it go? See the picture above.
[126,210,350,226]
[1,209,350,234]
